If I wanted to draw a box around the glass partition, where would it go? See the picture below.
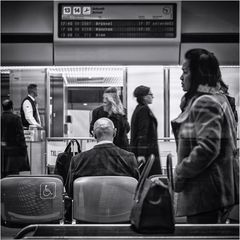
[1,65,239,173]
[127,66,164,138]
[8,68,47,126]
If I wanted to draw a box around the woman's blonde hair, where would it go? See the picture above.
[104,87,125,115]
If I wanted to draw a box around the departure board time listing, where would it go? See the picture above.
[58,4,177,39]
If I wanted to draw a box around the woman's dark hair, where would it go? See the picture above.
[184,48,221,96]
[133,85,150,104]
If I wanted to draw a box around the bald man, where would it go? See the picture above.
[66,118,139,197]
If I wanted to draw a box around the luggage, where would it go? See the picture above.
[130,154,175,233]
[54,139,81,186]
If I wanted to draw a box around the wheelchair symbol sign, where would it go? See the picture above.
[40,182,56,199]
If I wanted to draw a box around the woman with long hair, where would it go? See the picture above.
[171,48,239,223]
[90,87,130,150]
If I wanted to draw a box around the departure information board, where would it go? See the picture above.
[58,4,177,38]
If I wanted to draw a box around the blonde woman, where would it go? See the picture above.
[90,87,130,150]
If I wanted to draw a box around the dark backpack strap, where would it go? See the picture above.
[167,153,174,191]
[65,139,81,154]
[134,154,155,202]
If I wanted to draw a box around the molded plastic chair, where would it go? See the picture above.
[1,175,64,227]
[73,176,138,223]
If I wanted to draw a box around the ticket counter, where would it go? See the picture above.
[25,129,46,174]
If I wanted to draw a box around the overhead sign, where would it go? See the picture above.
[58,4,177,38]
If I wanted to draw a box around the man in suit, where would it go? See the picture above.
[1,99,30,177]
[66,117,139,197]
[20,84,41,129]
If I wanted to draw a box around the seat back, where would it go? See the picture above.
[228,204,239,223]
[1,175,64,227]
[73,176,138,223]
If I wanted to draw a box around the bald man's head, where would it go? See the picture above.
[93,118,116,142]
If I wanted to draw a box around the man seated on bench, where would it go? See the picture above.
[66,117,139,198]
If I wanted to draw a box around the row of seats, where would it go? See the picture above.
[1,175,138,227]
[2,175,238,228]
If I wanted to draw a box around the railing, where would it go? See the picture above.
[45,137,240,174]
[45,137,178,174]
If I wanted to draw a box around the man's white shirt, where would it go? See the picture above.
[96,140,112,145]
[22,95,41,127]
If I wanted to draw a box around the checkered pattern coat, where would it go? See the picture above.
[171,86,239,216]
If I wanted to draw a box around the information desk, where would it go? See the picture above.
[24,129,46,174]
[26,141,45,174]
[15,224,239,239]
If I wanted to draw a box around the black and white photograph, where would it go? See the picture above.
[1,0,239,239]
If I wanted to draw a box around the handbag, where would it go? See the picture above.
[130,154,175,233]
[54,139,81,186]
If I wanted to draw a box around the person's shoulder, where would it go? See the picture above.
[140,104,149,110]
[22,97,31,105]
[22,96,30,101]
[111,112,125,121]
[73,148,93,158]
[14,113,22,120]
[225,94,236,106]
[71,149,92,164]
[5,113,23,126]
[192,94,223,114]
[115,146,135,156]
[9,112,21,120]
[194,94,221,106]
[93,105,104,113]
[135,104,149,112]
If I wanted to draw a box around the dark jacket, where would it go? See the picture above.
[1,111,30,176]
[65,143,139,197]
[225,95,238,123]
[130,104,162,175]
[90,106,130,150]
[171,87,239,217]
[20,96,38,128]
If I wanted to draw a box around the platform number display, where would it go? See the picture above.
[63,6,71,15]
[59,4,177,38]
[73,6,81,15]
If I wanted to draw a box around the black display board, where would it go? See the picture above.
[58,4,177,38]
